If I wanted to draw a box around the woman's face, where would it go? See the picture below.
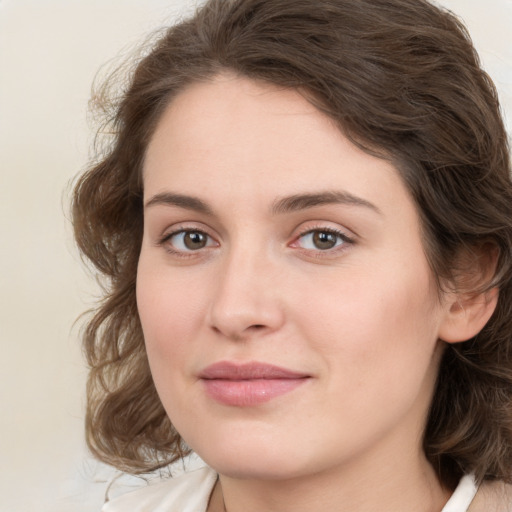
[137,74,451,480]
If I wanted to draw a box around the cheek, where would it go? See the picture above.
[136,261,204,377]
[135,262,211,434]
[297,253,442,392]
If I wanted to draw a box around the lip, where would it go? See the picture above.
[199,361,310,407]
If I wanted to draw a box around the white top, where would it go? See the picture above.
[102,466,478,512]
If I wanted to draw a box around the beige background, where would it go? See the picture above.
[0,1,510,511]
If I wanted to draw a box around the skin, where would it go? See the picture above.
[136,74,489,512]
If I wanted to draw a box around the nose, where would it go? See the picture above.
[207,246,286,341]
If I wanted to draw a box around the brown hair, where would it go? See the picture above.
[72,0,512,487]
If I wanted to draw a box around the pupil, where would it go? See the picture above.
[313,231,336,250]
[184,232,206,250]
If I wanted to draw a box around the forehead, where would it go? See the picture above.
[143,74,413,220]
[144,74,331,181]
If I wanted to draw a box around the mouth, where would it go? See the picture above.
[198,361,310,407]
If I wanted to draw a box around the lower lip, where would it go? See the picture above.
[202,378,308,406]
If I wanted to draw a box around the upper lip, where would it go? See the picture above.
[199,361,309,380]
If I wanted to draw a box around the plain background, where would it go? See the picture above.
[0,1,510,511]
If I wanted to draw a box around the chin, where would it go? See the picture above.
[185,434,298,479]
[207,456,306,481]
[194,438,325,481]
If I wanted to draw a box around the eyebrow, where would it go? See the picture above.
[271,191,381,215]
[144,192,213,215]
[144,190,380,216]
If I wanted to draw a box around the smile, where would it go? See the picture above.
[199,361,310,407]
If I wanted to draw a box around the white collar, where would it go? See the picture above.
[441,474,478,512]
[103,467,478,512]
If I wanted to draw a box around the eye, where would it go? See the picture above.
[162,229,217,252]
[295,229,351,251]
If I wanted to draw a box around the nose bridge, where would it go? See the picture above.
[208,236,284,339]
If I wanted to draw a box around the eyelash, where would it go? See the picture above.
[292,226,354,256]
[158,228,218,258]
[157,226,355,258]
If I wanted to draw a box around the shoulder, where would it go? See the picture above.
[102,466,218,512]
[469,479,512,512]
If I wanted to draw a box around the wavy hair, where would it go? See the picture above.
[72,0,512,487]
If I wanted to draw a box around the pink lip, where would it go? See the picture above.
[199,361,310,407]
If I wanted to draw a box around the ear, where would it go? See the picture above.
[438,287,498,343]
[438,244,499,344]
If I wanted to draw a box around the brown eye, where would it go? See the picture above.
[183,231,208,250]
[167,230,215,252]
[312,231,338,250]
[296,229,350,251]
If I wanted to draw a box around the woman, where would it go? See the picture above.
[72,0,512,510]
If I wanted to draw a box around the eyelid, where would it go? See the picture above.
[157,224,220,256]
[296,228,352,246]
[289,223,356,255]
